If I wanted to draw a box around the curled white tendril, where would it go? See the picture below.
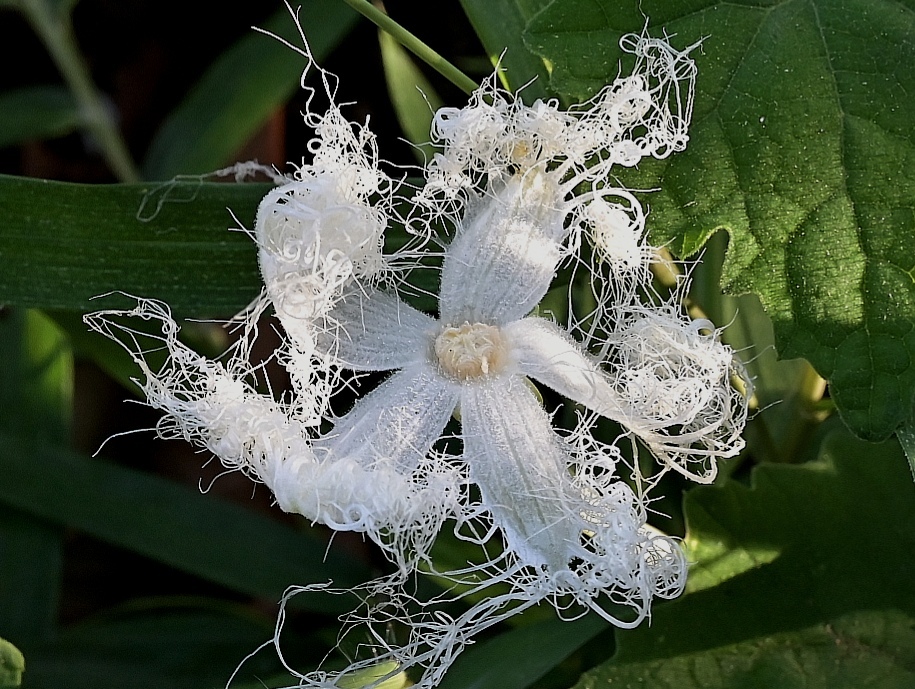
[85,12,748,689]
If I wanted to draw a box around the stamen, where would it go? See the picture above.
[434,322,508,380]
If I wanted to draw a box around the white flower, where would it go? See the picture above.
[85,27,749,689]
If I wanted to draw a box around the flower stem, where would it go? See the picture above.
[342,0,479,96]
[19,0,141,182]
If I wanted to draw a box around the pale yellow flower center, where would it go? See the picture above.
[434,322,507,381]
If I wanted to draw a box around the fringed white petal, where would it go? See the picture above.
[318,289,437,370]
[83,299,311,486]
[461,375,581,571]
[506,316,747,484]
[505,317,627,417]
[460,373,687,626]
[315,361,460,474]
[275,362,461,564]
[439,172,564,326]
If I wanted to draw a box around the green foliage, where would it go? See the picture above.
[0,310,68,646]
[0,86,80,148]
[579,610,915,689]
[459,0,551,99]
[0,638,25,689]
[379,29,443,163]
[143,1,358,179]
[438,614,608,689]
[0,175,268,316]
[0,433,366,611]
[526,0,915,443]
[23,602,282,689]
[581,431,915,687]
[0,1,913,688]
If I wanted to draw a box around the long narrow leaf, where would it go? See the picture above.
[459,0,550,99]
[0,85,81,147]
[0,175,268,316]
[0,310,70,644]
[438,613,608,689]
[142,1,359,179]
[0,433,369,612]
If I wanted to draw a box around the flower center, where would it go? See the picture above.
[434,322,507,381]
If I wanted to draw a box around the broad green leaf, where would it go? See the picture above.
[460,0,551,99]
[0,433,368,612]
[526,1,915,442]
[578,609,915,689]
[0,638,24,689]
[142,1,359,179]
[0,310,69,643]
[379,29,443,163]
[0,86,80,147]
[438,613,608,689]
[582,430,915,684]
[689,232,825,466]
[0,175,268,316]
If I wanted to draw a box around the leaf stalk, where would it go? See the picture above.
[19,0,141,182]
[342,0,479,95]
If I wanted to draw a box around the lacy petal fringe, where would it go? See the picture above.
[85,12,750,689]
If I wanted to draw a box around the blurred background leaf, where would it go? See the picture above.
[0,86,80,148]
[0,433,367,610]
[0,310,70,647]
[142,0,359,179]
[0,637,25,689]
[379,28,442,163]
[459,0,550,99]
[23,599,285,689]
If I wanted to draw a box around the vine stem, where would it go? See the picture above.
[342,0,479,96]
[20,0,141,182]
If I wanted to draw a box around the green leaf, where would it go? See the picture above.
[142,2,359,179]
[0,86,81,147]
[336,661,408,689]
[688,232,826,466]
[0,310,72,442]
[898,420,915,482]
[0,507,62,647]
[0,433,368,612]
[580,430,915,685]
[0,174,436,319]
[24,601,283,689]
[577,609,915,689]
[0,310,70,643]
[526,1,915,442]
[460,0,551,98]
[438,613,608,689]
[379,29,443,163]
[0,638,24,689]
[0,175,268,316]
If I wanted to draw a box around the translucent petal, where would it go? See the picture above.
[505,317,627,419]
[315,362,460,474]
[319,289,438,370]
[507,317,740,483]
[439,173,564,326]
[461,375,580,571]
